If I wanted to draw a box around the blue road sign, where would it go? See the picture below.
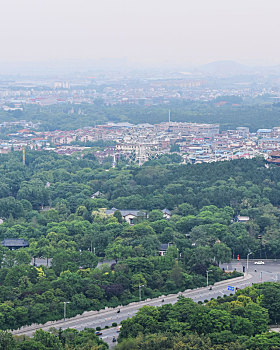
[228,286,234,291]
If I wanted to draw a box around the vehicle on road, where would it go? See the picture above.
[116,326,121,333]
[254,261,265,265]
[95,331,103,336]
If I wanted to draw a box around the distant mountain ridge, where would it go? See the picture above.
[196,60,280,77]
[197,60,252,75]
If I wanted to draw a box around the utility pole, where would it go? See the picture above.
[139,284,144,302]
[22,147,25,165]
[246,251,252,272]
[206,270,212,288]
[63,302,70,322]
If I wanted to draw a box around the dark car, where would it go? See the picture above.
[95,331,103,336]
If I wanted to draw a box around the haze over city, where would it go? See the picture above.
[1,1,280,349]
[1,0,280,72]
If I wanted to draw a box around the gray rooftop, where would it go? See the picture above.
[1,239,29,247]
[106,208,146,217]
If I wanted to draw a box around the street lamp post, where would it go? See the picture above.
[206,270,212,288]
[246,251,252,272]
[139,284,144,302]
[63,302,70,322]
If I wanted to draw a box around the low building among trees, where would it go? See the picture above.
[267,151,280,166]
[105,208,147,225]
[1,239,29,250]
[236,215,250,223]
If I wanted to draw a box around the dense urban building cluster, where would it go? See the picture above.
[2,119,280,166]
[0,68,279,109]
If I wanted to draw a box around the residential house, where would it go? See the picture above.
[91,191,104,199]
[159,243,172,256]
[162,208,171,219]
[105,208,147,225]
[236,216,250,223]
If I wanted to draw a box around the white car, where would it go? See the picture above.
[254,261,265,265]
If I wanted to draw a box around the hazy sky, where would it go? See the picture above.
[1,0,279,66]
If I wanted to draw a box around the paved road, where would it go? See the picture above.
[12,259,280,348]
[221,259,280,282]
[98,327,119,348]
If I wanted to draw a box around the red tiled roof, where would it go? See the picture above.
[267,158,280,164]
[18,129,32,133]
[269,151,280,158]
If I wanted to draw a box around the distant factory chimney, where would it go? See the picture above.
[22,148,25,165]
[168,110,171,123]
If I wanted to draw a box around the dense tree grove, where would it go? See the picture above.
[1,150,280,260]
[116,283,280,350]
[0,328,108,350]
[0,245,237,330]
[1,151,280,330]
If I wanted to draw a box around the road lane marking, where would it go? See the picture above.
[12,274,259,336]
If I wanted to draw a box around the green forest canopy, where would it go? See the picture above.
[0,151,279,330]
